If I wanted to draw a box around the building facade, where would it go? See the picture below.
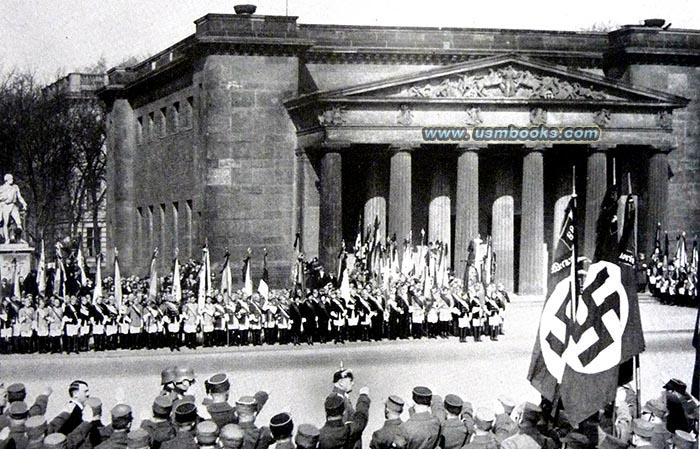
[100,10,700,294]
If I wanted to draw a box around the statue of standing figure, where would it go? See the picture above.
[0,174,28,244]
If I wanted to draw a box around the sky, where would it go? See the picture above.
[1,0,699,83]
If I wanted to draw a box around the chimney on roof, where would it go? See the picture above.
[234,4,257,15]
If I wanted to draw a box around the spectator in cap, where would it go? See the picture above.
[234,397,273,449]
[268,413,294,449]
[219,424,244,449]
[460,402,476,439]
[202,374,235,429]
[82,397,109,449]
[330,367,355,425]
[43,433,68,449]
[500,403,554,449]
[94,404,133,449]
[140,397,175,449]
[650,422,672,449]
[7,402,29,449]
[440,395,470,449]
[294,424,319,449]
[370,396,407,449]
[4,384,51,419]
[493,397,518,445]
[195,421,219,449]
[462,407,497,449]
[24,416,48,449]
[559,431,590,449]
[672,430,696,449]
[319,386,370,449]
[126,429,150,449]
[630,418,654,448]
[160,402,197,449]
[599,433,628,449]
[398,387,442,449]
[0,383,8,430]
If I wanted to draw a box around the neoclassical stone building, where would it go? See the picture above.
[100,9,700,294]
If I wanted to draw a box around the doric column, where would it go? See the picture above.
[644,147,671,254]
[492,156,514,292]
[364,157,387,241]
[388,146,413,243]
[428,158,451,251]
[319,147,343,275]
[583,145,609,261]
[519,145,546,295]
[454,145,481,277]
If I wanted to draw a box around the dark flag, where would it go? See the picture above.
[528,195,578,408]
[560,185,644,424]
[693,240,700,399]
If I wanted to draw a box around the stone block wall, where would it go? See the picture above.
[627,64,700,246]
[199,55,299,286]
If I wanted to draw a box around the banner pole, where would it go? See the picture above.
[634,353,642,418]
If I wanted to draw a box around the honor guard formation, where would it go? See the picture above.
[641,228,699,308]
[0,366,698,449]
[0,232,510,354]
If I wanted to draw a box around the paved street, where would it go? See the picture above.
[1,295,697,446]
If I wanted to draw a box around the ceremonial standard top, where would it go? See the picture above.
[99,7,700,294]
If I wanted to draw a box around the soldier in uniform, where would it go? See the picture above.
[195,421,219,449]
[213,296,227,347]
[161,402,198,449]
[117,298,131,350]
[276,298,290,345]
[220,424,245,449]
[94,404,133,449]
[236,396,273,449]
[318,388,370,449]
[462,408,498,449]
[102,296,118,351]
[143,299,163,350]
[202,374,236,429]
[328,291,345,345]
[493,397,517,445]
[440,395,470,449]
[140,397,176,449]
[287,295,301,346]
[17,296,35,354]
[370,396,406,449]
[201,297,216,348]
[181,297,199,350]
[77,296,92,352]
[499,403,554,449]
[248,296,263,346]
[268,413,294,449]
[128,295,144,350]
[469,293,483,343]
[89,297,106,352]
[48,296,64,353]
[63,296,80,354]
[295,424,320,449]
[225,297,239,347]
[398,387,441,449]
[34,298,50,353]
[330,368,355,424]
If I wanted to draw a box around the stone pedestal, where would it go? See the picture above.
[644,150,669,254]
[0,243,35,285]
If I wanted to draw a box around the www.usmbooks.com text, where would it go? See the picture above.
[422,125,601,142]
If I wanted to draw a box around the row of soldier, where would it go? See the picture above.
[0,270,510,354]
[1,366,697,449]
[641,230,699,308]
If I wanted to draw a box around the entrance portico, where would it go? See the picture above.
[285,54,687,295]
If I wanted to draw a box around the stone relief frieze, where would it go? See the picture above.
[396,65,610,100]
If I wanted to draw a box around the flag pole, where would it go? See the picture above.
[571,165,579,320]
[626,173,642,417]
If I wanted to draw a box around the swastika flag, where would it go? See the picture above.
[529,186,645,425]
